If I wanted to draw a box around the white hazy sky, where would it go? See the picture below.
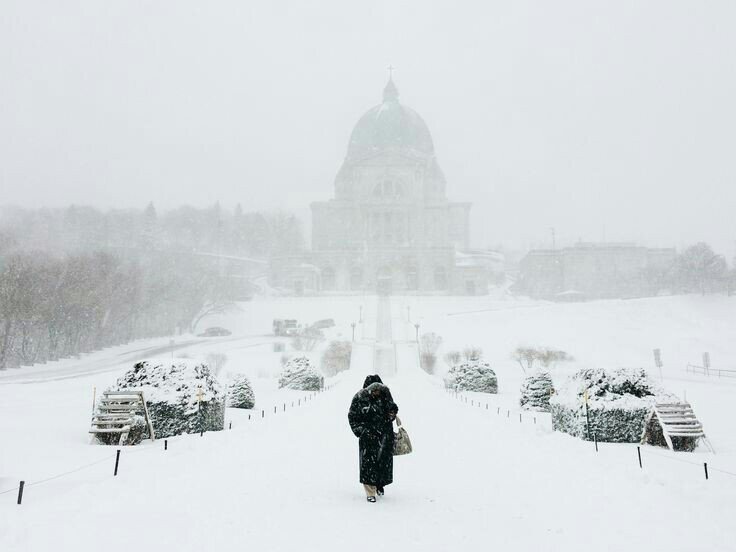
[1,1,735,256]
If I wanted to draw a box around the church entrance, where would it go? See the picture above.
[377,266,392,296]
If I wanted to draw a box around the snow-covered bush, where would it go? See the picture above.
[420,333,443,373]
[278,356,324,391]
[321,340,352,376]
[102,359,226,440]
[444,360,498,393]
[519,371,554,412]
[226,373,255,409]
[206,352,228,376]
[550,368,666,442]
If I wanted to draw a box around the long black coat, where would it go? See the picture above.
[348,385,398,487]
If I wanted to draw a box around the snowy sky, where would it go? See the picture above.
[1,1,735,256]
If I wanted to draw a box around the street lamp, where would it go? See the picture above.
[351,322,356,342]
[414,323,420,343]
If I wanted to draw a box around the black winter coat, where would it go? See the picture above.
[348,386,398,487]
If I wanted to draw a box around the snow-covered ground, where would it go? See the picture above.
[1,293,735,551]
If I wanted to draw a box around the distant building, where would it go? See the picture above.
[515,242,676,300]
[269,78,494,295]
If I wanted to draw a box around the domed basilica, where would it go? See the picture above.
[269,77,489,295]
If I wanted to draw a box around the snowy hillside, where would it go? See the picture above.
[1,294,735,551]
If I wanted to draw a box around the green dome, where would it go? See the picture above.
[346,79,435,160]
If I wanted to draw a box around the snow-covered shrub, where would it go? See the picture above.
[550,368,666,442]
[519,371,554,412]
[462,347,483,362]
[321,340,352,376]
[420,332,443,374]
[227,373,255,409]
[444,360,498,393]
[206,353,228,376]
[278,356,324,391]
[103,359,226,440]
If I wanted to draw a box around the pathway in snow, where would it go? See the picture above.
[2,296,736,551]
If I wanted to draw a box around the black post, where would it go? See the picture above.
[283,403,286,412]
[534,417,537,425]
[594,433,598,452]
[114,449,121,476]
[262,410,264,418]
[704,462,709,480]
[519,413,522,423]
[637,446,642,468]
[274,406,277,414]
[584,400,592,441]
[164,439,168,450]
[248,414,251,420]
[17,481,24,505]
[298,399,301,406]
[497,407,500,414]
[229,421,232,430]
[200,429,203,437]
[507,410,510,418]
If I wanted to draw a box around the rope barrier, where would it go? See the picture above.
[447,388,736,481]
[2,381,340,504]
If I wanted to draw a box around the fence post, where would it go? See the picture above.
[164,439,168,450]
[17,481,24,505]
[229,421,232,430]
[637,446,642,468]
[704,462,709,480]
[114,449,121,476]
[519,413,522,423]
[594,433,598,452]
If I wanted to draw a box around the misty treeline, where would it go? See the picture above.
[673,242,734,295]
[0,250,228,369]
[0,203,304,258]
[0,203,305,369]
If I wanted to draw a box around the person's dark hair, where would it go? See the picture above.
[363,374,383,388]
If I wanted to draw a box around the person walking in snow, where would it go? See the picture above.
[348,375,398,502]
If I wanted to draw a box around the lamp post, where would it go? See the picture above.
[351,322,356,342]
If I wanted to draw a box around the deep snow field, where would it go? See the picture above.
[1,292,735,551]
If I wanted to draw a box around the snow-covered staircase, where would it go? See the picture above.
[641,402,713,452]
[90,391,155,446]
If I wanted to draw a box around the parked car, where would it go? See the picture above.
[198,327,232,337]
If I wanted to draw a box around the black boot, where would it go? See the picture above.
[376,486,384,496]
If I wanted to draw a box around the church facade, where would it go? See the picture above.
[269,78,489,295]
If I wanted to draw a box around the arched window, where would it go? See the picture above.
[434,266,448,290]
[373,180,403,198]
[321,267,336,290]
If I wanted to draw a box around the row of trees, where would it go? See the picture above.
[0,203,305,260]
[0,250,230,369]
[674,242,734,295]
